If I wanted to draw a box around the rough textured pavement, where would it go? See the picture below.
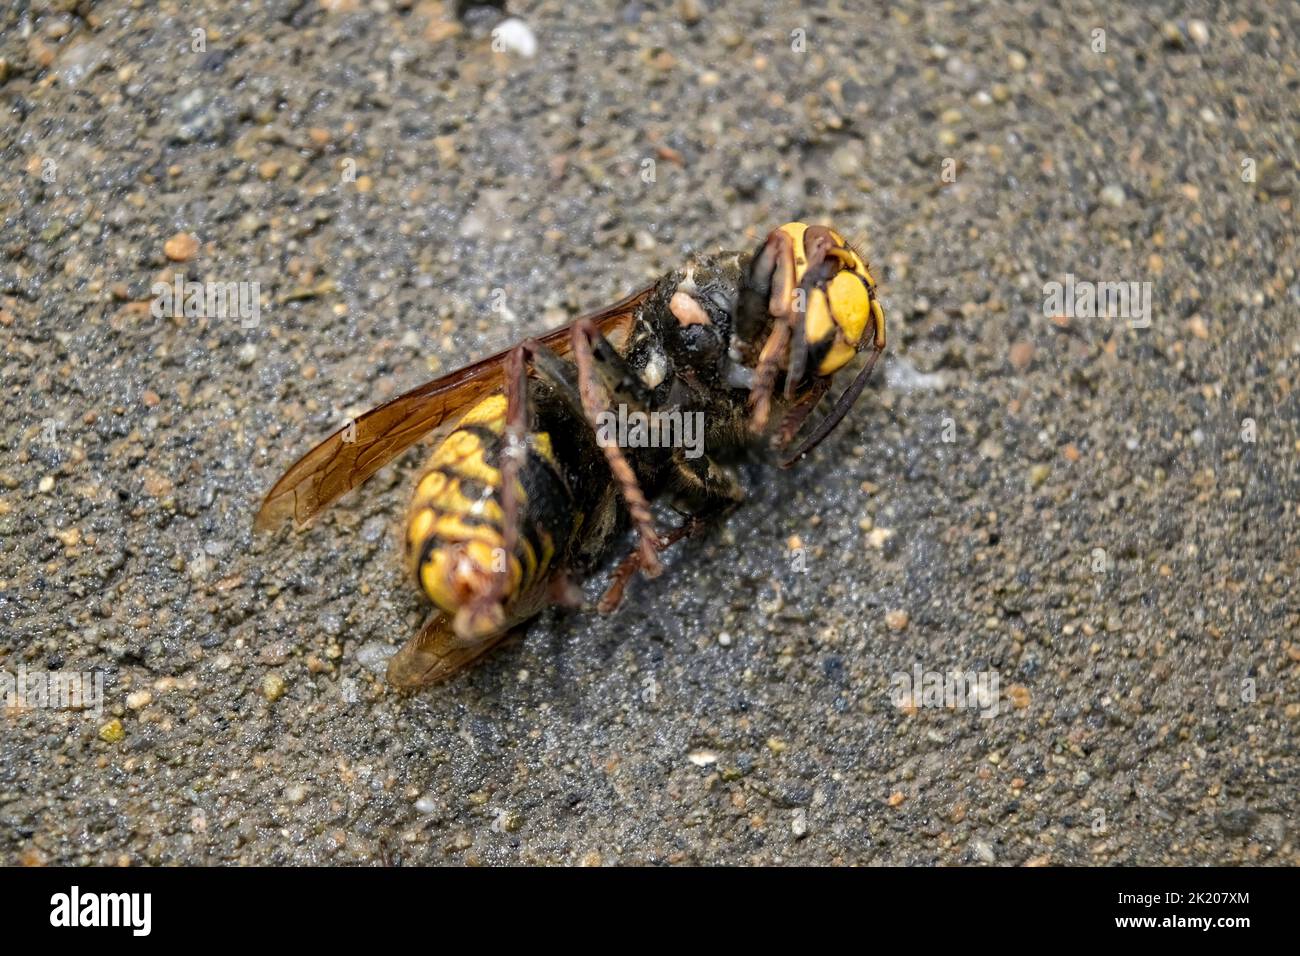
[1,1,1297,865]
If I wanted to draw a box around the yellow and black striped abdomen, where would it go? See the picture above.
[406,393,579,621]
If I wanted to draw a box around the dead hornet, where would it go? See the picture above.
[256,222,886,689]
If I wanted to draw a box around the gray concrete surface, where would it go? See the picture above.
[1,0,1297,865]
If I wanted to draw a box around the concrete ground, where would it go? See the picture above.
[1,0,1296,864]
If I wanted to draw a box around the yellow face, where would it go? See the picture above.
[777,222,886,376]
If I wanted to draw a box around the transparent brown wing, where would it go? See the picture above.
[386,610,510,689]
[254,285,653,531]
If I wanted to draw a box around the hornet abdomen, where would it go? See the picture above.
[405,386,611,635]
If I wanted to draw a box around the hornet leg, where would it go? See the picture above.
[569,318,665,579]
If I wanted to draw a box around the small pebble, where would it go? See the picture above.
[493,18,537,58]
[492,809,523,833]
[262,673,287,703]
[831,147,860,178]
[355,641,395,675]
[444,833,472,853]
[415,794,441,815]
[164,232,199,261]
[791,808,809,838]
[867,527,894,550]
[339,679,360,705]
[1009,340,1035,370]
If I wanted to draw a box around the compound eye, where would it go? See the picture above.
[826,271,870,346]
[804,287,835,345]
